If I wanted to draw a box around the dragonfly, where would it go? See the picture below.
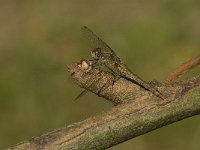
[75,26,164,100]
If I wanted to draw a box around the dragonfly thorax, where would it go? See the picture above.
[91,48,103,60]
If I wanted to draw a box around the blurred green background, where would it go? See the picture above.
[0,0,200,149]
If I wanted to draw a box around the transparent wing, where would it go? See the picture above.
[81,26,116,55]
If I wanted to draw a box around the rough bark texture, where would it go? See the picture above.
[7,60,200,150]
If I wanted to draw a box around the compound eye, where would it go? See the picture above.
[91,48,103,60]
[92,48,101,58]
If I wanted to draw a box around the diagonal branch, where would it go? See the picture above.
[165,56,200,84]
[7,60,200,150]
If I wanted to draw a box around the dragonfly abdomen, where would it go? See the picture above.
[118,66,164,99]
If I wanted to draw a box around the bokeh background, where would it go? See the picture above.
[0,0,200,149]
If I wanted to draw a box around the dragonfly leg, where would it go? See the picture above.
[89,59,103,71]
[103,64,121,91]
[74,89,88,101]
[97,76,114,96]
[74,70,103,100]
[97,83,107,96]
[111,76,120,91]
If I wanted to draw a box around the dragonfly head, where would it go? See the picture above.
[91,48,103,60]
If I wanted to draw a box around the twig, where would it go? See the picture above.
[165,56,200,84]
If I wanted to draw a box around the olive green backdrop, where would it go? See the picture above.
[0,0,200,149]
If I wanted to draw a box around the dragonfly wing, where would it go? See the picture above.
[81,26,116,55]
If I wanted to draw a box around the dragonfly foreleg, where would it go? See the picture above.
[74,69,104,100]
